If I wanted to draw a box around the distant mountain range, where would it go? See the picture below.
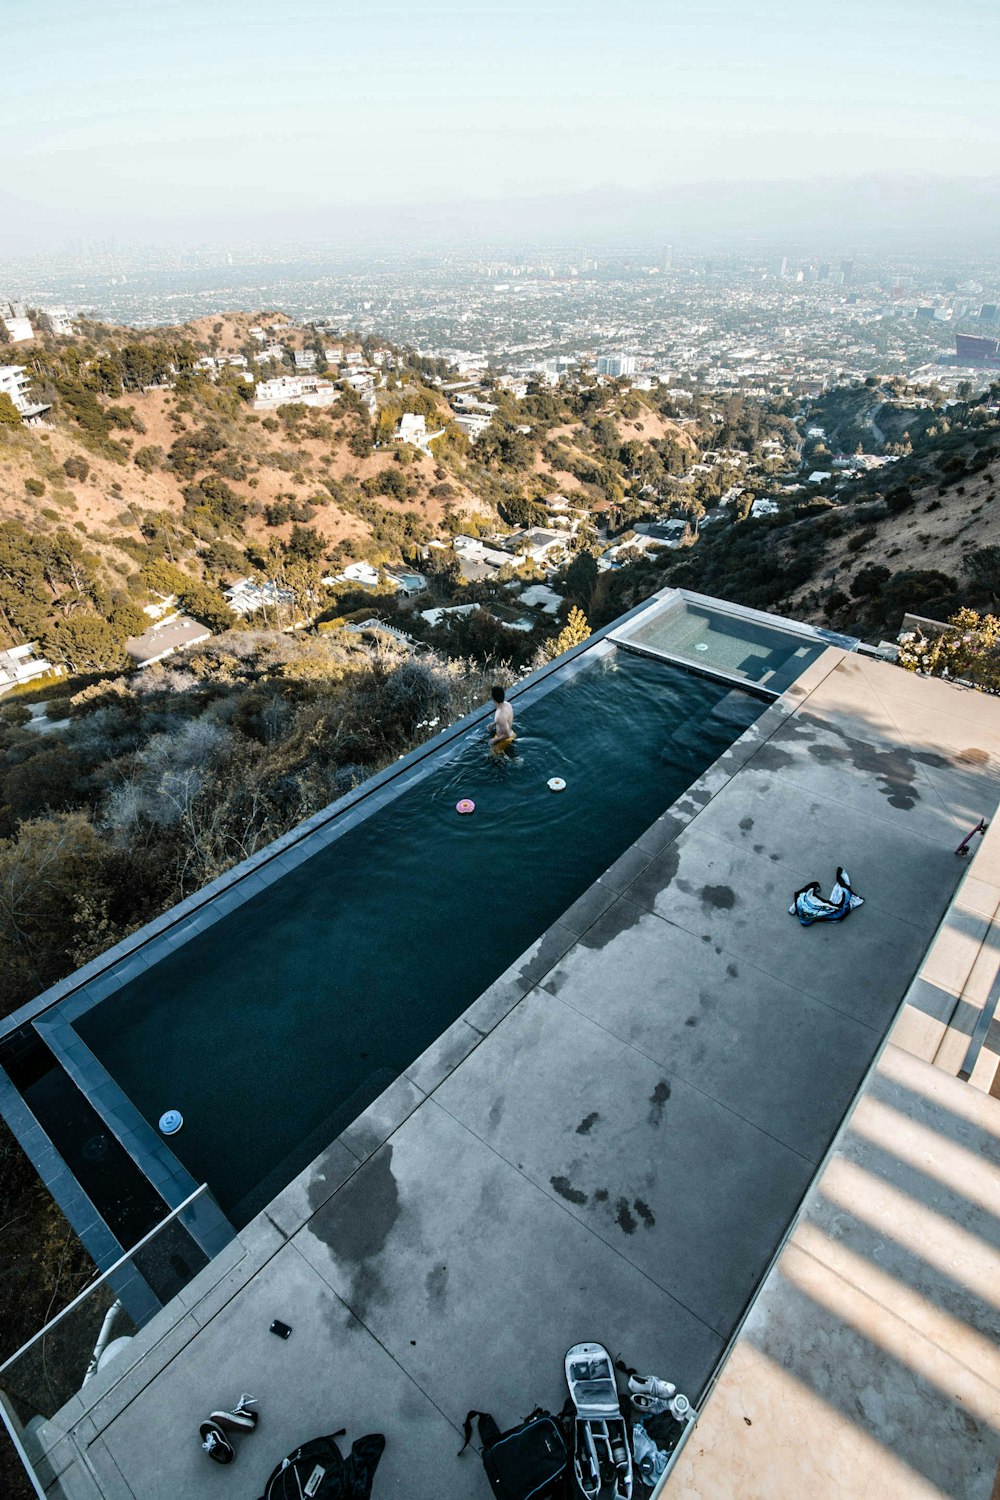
[359,172,1000,252]
[6,173,998,265]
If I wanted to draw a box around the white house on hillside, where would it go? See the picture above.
[453,412,492,441]
[502,527,568,566]
[224,579,295,616]
[0,643,59,694]
[395,413,445,452]
[336,562,380,588]
[396,413,427,445]
[39,307,74,336]
[253,375,339,411]
[2,314,33,343]
[0,364,50,424]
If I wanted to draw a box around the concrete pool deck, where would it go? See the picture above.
[20,647,1000,1499]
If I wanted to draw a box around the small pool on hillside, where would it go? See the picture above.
[8,645,764,1242]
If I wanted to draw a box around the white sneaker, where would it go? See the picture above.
[631,1392,672,1417]
[628,1374,676,1401]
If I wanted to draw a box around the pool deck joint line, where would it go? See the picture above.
[11,640,1000,1500]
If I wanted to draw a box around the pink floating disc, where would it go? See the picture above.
[456,798,476,815]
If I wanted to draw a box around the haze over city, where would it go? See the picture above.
[4,0,1000,254]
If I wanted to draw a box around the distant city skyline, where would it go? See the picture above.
[4,0,999,253]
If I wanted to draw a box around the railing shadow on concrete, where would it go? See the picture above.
[0,1184,238,1497]
[728,1065,1000,1496]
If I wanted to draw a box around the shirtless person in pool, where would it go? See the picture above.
[489,685,515,749]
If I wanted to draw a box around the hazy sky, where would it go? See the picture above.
[4,0,999,249]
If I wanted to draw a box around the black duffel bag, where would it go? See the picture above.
[257,1430,385,1500]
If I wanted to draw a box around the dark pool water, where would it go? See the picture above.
[77,650,761,1226]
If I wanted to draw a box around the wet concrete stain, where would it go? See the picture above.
[579,894,648,950]
[651,844,682,887]
[576,1111,601,1135]
[593,1188,609,1202]
[753,843,765,854]
[752,744,796,771]
[616,1198,637,1234]
[425,1262,448,1308]
[309,1145,399,1256]
[700,883,736,909]
[550,1175,588,1205]
[701,934,712,944]
[634,1199,656,1228]
[726,962,739,979]
[685,1015,700,1027]
[648,1079,671,1125]
[308,1146,402,1321]
[796,711,951,809]
[739,817,754,832]
[477,1171,504,1223]
[516,929,566,991]
[753,708,956,813]
[627,845,683,912]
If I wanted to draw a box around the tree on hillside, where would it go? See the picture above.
[42,615,128,672]
[964,546,1000,598]
[498,493,547,529]
[0,393,20,427]
[0,814,107,997]
[591,415,620,458]
[286,525,326,562]
[542,606,591,661]
[178,582,237,634]
[561,551,599,611]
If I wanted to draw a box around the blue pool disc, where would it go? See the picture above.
[159,1109,183,1135]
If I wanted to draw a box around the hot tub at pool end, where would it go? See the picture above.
[612,588,858,696]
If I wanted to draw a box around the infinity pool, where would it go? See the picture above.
[69,649,761,1227]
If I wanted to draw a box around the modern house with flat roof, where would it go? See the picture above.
[0,364,50,424]
[0,642,60,694]
[0,588,998,1499]
[124,616,212,668]
[253,375,338,410]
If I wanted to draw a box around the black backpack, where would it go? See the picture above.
[256,1431,385,1500]
[459,1408,569,1500]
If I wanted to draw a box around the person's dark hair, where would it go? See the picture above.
[491,685,505,703]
